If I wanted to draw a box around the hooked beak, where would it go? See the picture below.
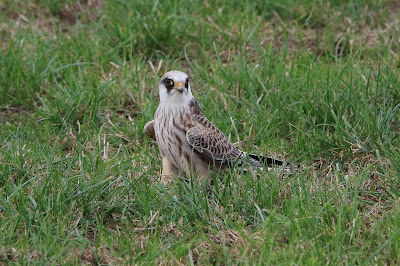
[173,82,185,93]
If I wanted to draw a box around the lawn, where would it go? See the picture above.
[1,0,400,264]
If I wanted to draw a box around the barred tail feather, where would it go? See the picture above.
[248,153,284,167]
[245,153,294,174]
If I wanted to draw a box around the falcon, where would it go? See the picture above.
[144,70,288,184]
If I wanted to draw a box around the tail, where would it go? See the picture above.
[248,153,285,167]
[243,153,294,174]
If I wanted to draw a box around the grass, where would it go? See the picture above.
[0,0,400,264]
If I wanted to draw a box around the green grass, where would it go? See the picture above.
[1,0,400,264]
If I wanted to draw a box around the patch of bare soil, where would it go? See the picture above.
[0,105,34,126]
[58,0,103,26]
[0,248,20,264]
[1,0,103,39]
[73,246,124,264]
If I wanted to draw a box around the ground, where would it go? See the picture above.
[0,0,400,264]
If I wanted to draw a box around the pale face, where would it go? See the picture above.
[159,70,192,104]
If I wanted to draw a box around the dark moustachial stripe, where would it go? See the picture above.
[185,78,189,89]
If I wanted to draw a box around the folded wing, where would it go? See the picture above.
[186,115,241,164]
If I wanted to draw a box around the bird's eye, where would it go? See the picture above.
[164,78,174,90]
[185,78,189,88]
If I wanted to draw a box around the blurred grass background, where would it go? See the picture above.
[0,0,400,264]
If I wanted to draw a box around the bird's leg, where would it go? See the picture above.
[190,167,213,187]
[197,172,212,184]
[196,171,214,195]
[161,157,178,185]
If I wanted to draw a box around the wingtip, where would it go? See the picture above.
[247,153,300,175]
[248,153,284,167]
[143,120,157,141]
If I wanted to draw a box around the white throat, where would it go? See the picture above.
[159,87,194,105]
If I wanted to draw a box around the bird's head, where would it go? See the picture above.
[159,70,193,104]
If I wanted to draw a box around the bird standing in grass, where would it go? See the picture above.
[144,70,288,184]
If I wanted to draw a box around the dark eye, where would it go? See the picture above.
[185,78,189,88]
[164,78,174,90]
